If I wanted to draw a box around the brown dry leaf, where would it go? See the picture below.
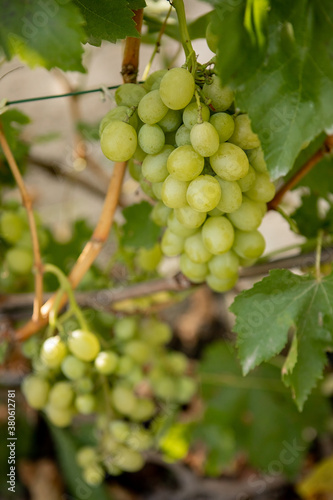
[19,458,64,500]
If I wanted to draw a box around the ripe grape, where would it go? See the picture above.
[233,229,266,259]
[216,177,242,213]
[99,106,138,136]
[76,447,98,468]
[48,381,74,409]
[136,243,162,271]
[123,340,151,364]
[247,146,267,173]
[206,21,218,53]
[82,464,104,486]
[180,253,208,282]
[158,109,182,132]
[208,250,239,279]
[167,145,204,181]
[186,175,221,212]
[175,205,207,229]
[45,405,73,427]
[206,273,238,293]
[40,335,67,368]
[112,446,144,472]
[183,102,210,129]
[159,68,195,110]
[0,211,24,244]
[151,202,172,226]
[209,112,235,142]
[101,121,137,162]
[115,83,146,107]
[143,69,168,91]
[227,197,263,231]
[138,89,168,124]
[161,175,189,209]
[61,355,87,380]
[203,74,234,111]
[228,114,260,150]
[21,375,50,409]
[6,246,33,275]
[111,385,137,416]
[114,317,137,340]
[166,211,197,237]
[246,172,276,203]
[138,124,165,154]
[175,124,191,147]
[68,330,100,362]
[184,231,212,263]
[210,143,249,181]
[75,394,96,414]
[132,398,155,422]
[238,164,256,192]
[176,376,197,403]
[202,216,234,254]
[141,145,173,183]
[95,351,118,375]
[161,228,185,256]
[190,121,220,157]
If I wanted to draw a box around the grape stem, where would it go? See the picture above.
[0,123,43,323]
[44,264,89,331]
[14,10,144,342]
[315,230,324,281]
[268,134,333,210]
[171,0,196,73]
[142,5,173,81]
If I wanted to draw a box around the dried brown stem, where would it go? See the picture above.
[268,134,333,210]
[0,123,43,322]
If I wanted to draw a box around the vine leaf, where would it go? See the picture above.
[230,269,333,410]
[0,0,85,71]
[195,342,329,476]
[122,201,161,249]
[74,0,142,46]
[209,0,333,179]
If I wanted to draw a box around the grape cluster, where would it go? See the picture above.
[21,316,196,485]
[100,68,276,292]
[0,203,47,284]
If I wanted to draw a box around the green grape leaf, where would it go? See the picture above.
[291,193,323,239]
[297,156,333,199]
[197,342,330,476]
[73,0,141,46]
[209,0,333,179]
[0,109,30,186]
[230,269,333,409]
[128,0,146,8]
[144,12,211,42]
[0,0,85,71]
[122,201,161,249]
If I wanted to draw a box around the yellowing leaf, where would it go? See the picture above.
[297,455,333,498]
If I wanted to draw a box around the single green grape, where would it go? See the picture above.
[45,404,73,428]
[184,231,212,263]
[233,229,266,260]
[82,464,104,486]
[61,355,87,380]
[161,175,189,208]
[75,377,94,394]
[166,211,197,237]
[115,356,137,376]
[167,145,204,182]
[143,69,168,91]
[246,172,276,203]
[190,121,220,157]
[6,246,33,275]
[115,83,146,107]
[206,273,238,292]
[140,318,172,345]
[100,120,137,162]
[76,447,98,468]
[216,177,242,213]
[202,216,234,254]
[94,350,118,375]
[141,145,174,183]
[209,112,235,142]
[114,316,137,341]
[158,109,182,132]
[180,253,208,283]
[205,21,218,53]
[237,165,256,192]
[68,330,100,362]
[208,250,239,279]
[109,420,131,442]
[247,147,267,173]
[0,211,25,244]
[163,352,188,375]
[75,394,96,414]
[210,143,249,181]
[21,375,50,409]
[111,385,138,416]
[138,89,168,124]
[183,102,210,129]
[228,114,260,150]
[161,228,185,256]
[175,205,207,229]
[126,427,153,451]
[149,181,162,200]
[186,175,221,212]
[113,446,144,472]
[227,197,263,231]
[48,381,74,409]
[159,68,195,110]
[132,398,156,422]
[175,124,192,147]
[151,375,178,400]
[151,201,172,226]
[203,75,234,111]
[40,335,67,368]
[138,123,165,155]
[123,340,151,364]
[176,376,197,403]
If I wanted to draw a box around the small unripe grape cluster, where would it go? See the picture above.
[0,204,48,279]
[99,68,275,292]
[21,316,196,486]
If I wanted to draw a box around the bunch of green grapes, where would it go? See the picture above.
[21,316,196,486]
[0,203,48,286]
[99,67,275,292]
